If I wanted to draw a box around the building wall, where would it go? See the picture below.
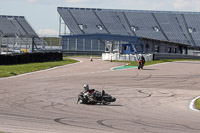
[62,36,188,55]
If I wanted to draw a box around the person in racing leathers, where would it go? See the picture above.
[138,55,145,69]
[141,55,145,65]
[83,84,96,103]
[83,84,95,95]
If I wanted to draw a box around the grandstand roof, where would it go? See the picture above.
[0,15,38,38]
[58,7,200,47]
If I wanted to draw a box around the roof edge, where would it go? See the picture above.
[57,7,200,14]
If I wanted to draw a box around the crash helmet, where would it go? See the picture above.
[84,84,89,91]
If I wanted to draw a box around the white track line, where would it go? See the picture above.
[0,60,83,80]
[190,96,200,112]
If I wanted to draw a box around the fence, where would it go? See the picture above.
[0,36,33,54]
[0,36,63,55]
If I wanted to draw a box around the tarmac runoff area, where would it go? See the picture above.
[0,57,200,133]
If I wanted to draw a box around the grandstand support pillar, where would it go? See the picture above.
[59,37,61,51]
[7,37,9,54]
[32,38,34,53]
[186,47,188,55]
[19,37,22,50]
[91,40,93,51]
[75,39,78,51]
[26,37,28,53]
[59,15,61,36]
[98,40,100,51]
[13,37,15,51]
[105,40,107,51]
[42,37,44,49]
[64,24,67,35]
[67,38,69,50]
[83,39,85,51]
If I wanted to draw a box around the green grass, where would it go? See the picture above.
[194,98,200,110]
[64,55,101,57]
[0,58,78,78]
[115,59,200,66]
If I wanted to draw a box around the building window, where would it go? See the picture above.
[131,45,134,52]
[153,26,160,32]
[168,47,172,53]
[146,44,150,48]
[78,24,87,30]
[124,45,128,51]
[155,45,159,53]
[131,26,139,31]
[96,25,103,30]
[174,48,177,53]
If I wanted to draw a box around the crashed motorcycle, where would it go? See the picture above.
[77,89,116,105]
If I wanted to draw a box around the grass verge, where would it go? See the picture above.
[64,55,101,57]
[0,58,78,78]
[114,59,200,66]
[194,98,200,110]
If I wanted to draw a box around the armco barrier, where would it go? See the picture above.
[153,53,200,60]
[0,52,63,65]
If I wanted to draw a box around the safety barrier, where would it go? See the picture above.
[0,52,63,65]
[153,53,200,60]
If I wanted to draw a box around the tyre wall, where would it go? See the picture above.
[0,52,63,65]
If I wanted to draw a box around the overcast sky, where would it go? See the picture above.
[1,0,200,36]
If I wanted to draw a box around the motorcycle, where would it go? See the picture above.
[77,89,116,105]
[138,60,144,70]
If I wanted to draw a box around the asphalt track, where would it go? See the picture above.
[0,57,200,133]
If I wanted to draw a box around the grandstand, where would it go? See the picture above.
[0,15,42,54]
[58,7,200,55]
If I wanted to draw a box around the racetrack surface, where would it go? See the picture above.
[0,57,200,133]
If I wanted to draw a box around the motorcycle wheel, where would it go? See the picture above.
[102,101,110,105]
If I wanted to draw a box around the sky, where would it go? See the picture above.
[1,0,200,36]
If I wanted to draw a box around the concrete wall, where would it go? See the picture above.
[102,53,153,61]
[102,53,200,61]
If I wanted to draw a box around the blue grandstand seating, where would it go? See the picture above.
[16,17,38,37]
[116,12,135,36]
[0,18,19,36]
[0,16,38,37]
[125,12,167,41]
[154,13,188,43]
[184,14,200,46]
[70,10,108,34]
[174,14,193,44]
[95,11,129,35]
[58,7,200,47]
